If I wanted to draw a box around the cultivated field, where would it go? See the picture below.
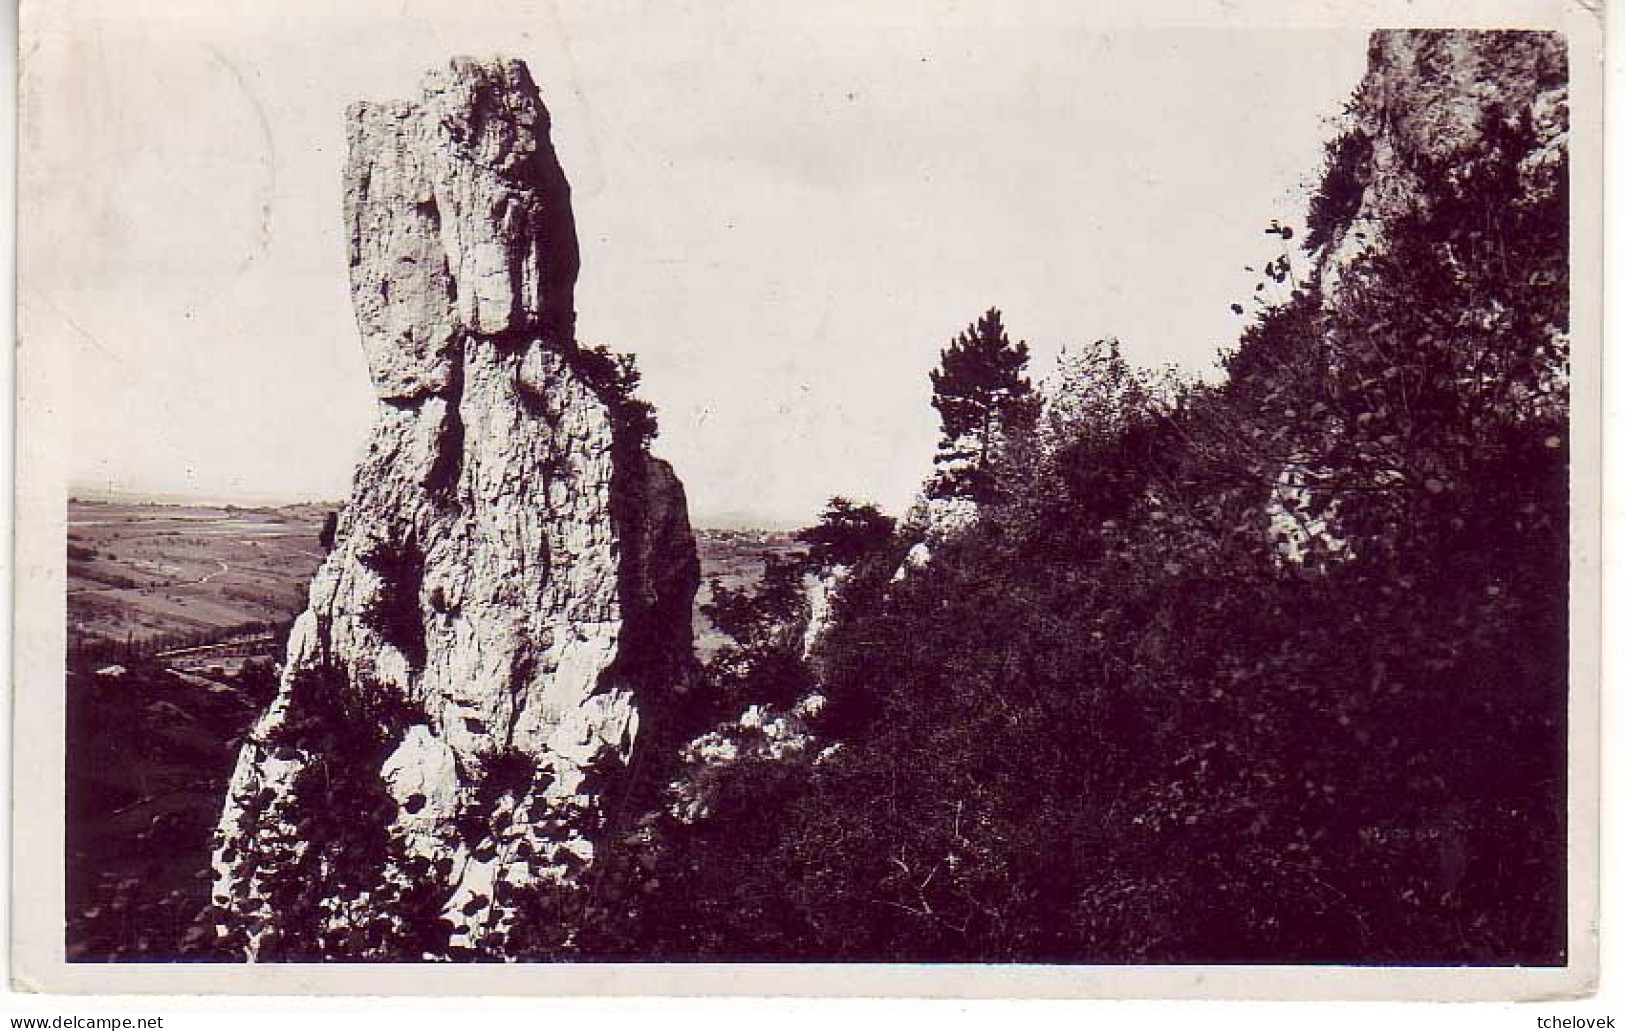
[67,499,333,659]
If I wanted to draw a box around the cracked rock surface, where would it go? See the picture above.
[211,57,698,959]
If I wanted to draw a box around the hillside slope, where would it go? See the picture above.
[609,29,1570,964]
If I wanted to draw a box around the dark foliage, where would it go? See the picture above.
[318,510,340,552]
[698,497,899,716]
[1305,128,1375,253]
[213,669,453,960]
[358,536,429,670]
[631,100,1568,964]
[928,308,1036,499]
[65,660,264,961]
[795,497,897,572]
[570,343,660,449]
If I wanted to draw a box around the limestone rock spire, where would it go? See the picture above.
[210,56,698,960]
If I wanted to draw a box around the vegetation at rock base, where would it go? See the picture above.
[1304,126,1374,254]
[696,496,898,715]
[212,669,454,961]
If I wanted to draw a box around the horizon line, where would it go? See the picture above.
[66,485,812,531]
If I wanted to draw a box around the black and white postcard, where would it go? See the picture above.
[11,0,1604,999]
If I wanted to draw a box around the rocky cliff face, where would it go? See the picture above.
[211,57,699,959]
[1262,29,1567,565]
[1320,30,1567,295]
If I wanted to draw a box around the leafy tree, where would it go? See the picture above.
[1040,338,1146,449]
[691,497,904,727]
[928,308,1035,498]
[702,553,809,657]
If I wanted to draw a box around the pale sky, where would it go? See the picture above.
[24,1,1371,526]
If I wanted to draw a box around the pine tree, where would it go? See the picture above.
[795,497,896,572]
[927,308,1034,498]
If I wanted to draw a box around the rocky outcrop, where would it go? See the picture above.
[797,564,850,658]
[886,493,976,583]
[211,57,698,959]
[666,695,833,824]
[1320,30,1567,296]
[1263,29,1567,566]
